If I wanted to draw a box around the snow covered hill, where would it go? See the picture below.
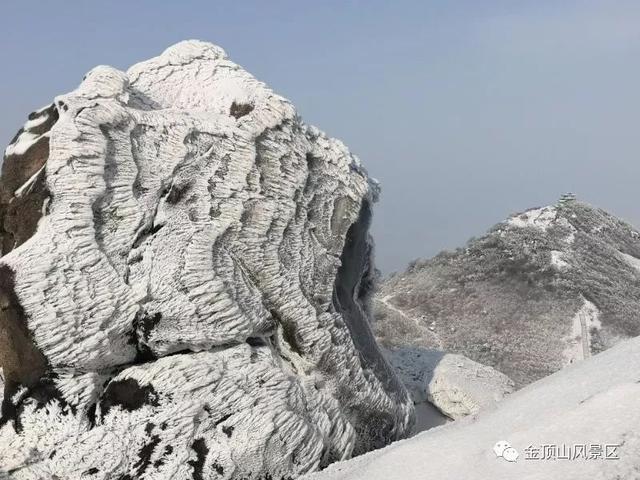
[306,333,640,480]
[374,196,640,386]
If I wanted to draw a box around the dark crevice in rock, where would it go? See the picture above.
[246,336,267,347]
[0,379,21,431]
[331,199,411,452]
[166,181,192,205]
[214,412,232,426]
[128,156,189,260]
[212,461,224,475]
[332,201,387,379]
[92,125,120,262]
[134,311,162,343]
[2,376,73,433]
[24,376,74,413]
[303,153,322,196]
[129,124,154,200]
[126,180,172,283]
[229,101,254,119]
[271,309,303,356]
[133,434,161,477]
[153,445,174,469]
[131,221,165,251]
[127,333,156,364]
[128,310,158,363]
[188,438,209,480]
[252,131,273,194]
[86,402,97,427]
[100,378,159,415]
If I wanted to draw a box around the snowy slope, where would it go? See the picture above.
[385,347,514,427]
[307,334,640,480]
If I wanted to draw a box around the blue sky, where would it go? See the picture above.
[2,1,640,272]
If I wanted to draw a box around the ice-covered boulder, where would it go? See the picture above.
[386,347,514,426]
[0,40,412,479]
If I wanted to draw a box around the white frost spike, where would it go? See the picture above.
[0,40,413,479]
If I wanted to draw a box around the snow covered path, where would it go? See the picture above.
[375,295,443,349]
[563,298,601,365]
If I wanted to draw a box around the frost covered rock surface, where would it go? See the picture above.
[307,334,640,480]
[0,40,412,479]
[375,198,640,386]
[386,347,514,423]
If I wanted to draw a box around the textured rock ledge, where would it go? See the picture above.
[0,40,413,479]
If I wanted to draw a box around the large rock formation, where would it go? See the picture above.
[375,198,640,386]
[0,41,413,479]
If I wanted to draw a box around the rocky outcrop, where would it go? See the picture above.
[0,104,58,256]
[0,41,412,479]
[375,198,640,386]
[386,347,514,423]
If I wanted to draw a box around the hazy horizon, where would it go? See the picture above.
[3,0,640,272]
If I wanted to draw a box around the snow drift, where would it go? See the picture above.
[307,334,640,480]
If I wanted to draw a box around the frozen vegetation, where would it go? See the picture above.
[375,197,640,386]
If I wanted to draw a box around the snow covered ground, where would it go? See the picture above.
[550,250,569,269]
[619,251,640,272]
[306,334,640,480]
[507,206,557,230]
[385,347,514,427]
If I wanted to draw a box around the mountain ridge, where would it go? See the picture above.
[374,196,640,386]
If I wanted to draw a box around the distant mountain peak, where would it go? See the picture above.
[374,199,640,387]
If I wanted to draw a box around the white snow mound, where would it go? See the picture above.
[307,335,640,480]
